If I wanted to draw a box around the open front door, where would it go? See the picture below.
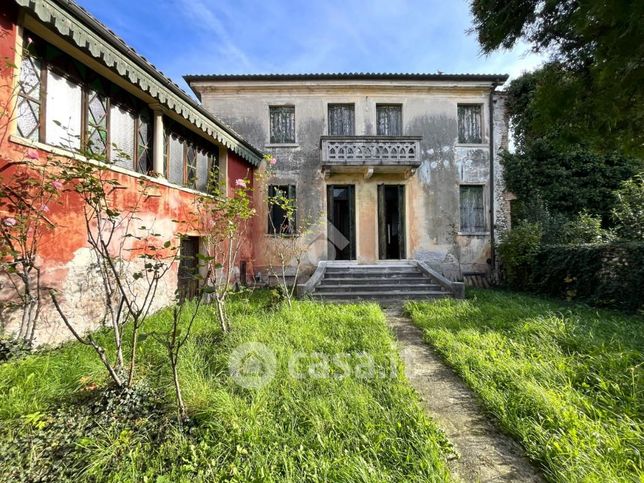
[327,185,356,260]
[378,185,406,259]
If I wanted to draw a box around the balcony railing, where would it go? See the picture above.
[320,136,422,167]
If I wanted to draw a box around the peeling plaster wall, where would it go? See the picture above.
[198,84,509,280]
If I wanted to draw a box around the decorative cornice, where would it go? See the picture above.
[15,0,263,167]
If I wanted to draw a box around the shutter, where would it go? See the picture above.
[328,104,355,135]
[377,105,402,136]
[458,105,482,143]
[460,186,485,232]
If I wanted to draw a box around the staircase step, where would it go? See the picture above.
[311,291,449,301]
[323,271,424,279]
[321,277,433,285]
[315,284,443,292]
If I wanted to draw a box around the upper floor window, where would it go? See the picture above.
[328,104,355,136]
[376,104,402,136]
[459,185,485,233]
[457,104,483,144]
[15,32,152,173]
[269,106,295,144]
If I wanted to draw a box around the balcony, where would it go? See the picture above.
[320,136,422,176]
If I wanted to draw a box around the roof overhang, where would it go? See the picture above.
[14,0,263,167]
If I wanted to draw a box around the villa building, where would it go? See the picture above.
[186,73,510,283]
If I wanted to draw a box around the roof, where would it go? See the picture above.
[184,72,509,97]
[184,72,509,83]
[15,0,263,166]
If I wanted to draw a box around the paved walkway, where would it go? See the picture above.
[385,308,543,482]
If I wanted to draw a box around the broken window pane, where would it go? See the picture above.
[328,104,355,135]
[457,104,482,144]
[377,104,402,136]
[460,185,485,233]
[45,70,82,150]
[269,106,295,144]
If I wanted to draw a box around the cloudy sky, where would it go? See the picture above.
[77,0,544,94]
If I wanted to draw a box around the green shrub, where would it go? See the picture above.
[532,242,644,311]
[497,223,542,289]
[612,173,644,240]
[559,212,614,244]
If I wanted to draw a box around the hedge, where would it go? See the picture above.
[506,242,644,312]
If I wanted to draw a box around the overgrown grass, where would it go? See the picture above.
[0,292,451,481]
[406,289,643,482]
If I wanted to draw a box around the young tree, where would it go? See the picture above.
[0,149,61,345]
[196,171,255,333]
[265,182,320,307]
[50,155,178,387]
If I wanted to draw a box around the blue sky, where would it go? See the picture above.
[77,0,544,95]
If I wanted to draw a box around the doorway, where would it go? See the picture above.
[378,185,406,259]
[327,185,356,260]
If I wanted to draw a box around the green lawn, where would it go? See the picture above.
[406,289,643,482]
[0,293,451,482]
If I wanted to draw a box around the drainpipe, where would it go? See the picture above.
[488,84,497,274]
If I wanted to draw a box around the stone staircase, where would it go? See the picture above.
[299,261,464,303]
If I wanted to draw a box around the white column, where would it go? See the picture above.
[151,105,164,177]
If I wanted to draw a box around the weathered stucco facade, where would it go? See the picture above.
[188,74,509,280]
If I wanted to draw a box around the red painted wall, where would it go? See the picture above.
[0,8,259,342]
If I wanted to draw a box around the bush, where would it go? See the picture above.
[612,173,644,240]
[497,223,542,289]
[532,242,644,311]
[559,212,614,244]
[0,338,32,363]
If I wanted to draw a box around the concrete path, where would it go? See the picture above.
[385,308,543,482]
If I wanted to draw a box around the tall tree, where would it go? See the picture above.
[471,0,644,156]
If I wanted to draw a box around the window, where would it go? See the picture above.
[168,132,184,185]
[16,54,42,141]
[328,104,354,135]
[178,236,200,300]
[459,185,485,233]
[15,31,153,172]
[457,104,482,144]
[269,106,295,144]
[110,103,136,169]
[268,185,296,234]
[376,104,402,136]
[45,70,82,150]
[164,120,219,191]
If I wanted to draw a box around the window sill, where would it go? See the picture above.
[457,231,489,236]
[265,143,299,149]
[9,135,212,198]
